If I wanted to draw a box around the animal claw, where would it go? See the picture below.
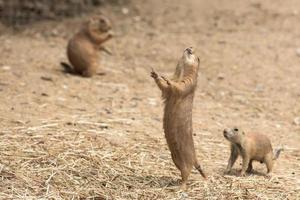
[161,76,170,85]
[150,69,158,79]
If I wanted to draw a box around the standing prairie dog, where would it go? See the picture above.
[223,127,283,177]
[151,47,207,189]
[62,15,113,77]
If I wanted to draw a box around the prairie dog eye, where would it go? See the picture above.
[99,18,106,24]
[233,128,239,132]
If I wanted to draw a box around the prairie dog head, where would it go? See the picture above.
[173,47,200,80]
[87,15,112,33]
[223,127,245,144]
[182,47,198,66]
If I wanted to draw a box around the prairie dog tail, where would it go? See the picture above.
[273,147,284,160]
[60,62,74,74]
[195,161,207,179]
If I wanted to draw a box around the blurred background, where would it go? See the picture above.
[0,0,128,26]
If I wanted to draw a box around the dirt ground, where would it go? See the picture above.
[0,0,299,199]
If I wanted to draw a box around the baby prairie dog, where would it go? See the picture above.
[223,127,283,177]
[62,15,113,77]
[151,47,206,189]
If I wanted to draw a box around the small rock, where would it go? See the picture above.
[51,29,59,37]
[217,73,225,80]
[62,85,68,90]
[66,122,73,126]
[293,117,300,125]
[1,66,11,71]
[57,97,66,102]
[41,93,49,97]
[296,48,300,56]
[148,98,157,106]
[219,91,226,97]
[122,7,129,15]
[41,76,53,82]
[275,124,281,128]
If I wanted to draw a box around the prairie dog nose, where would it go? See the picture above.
[223,128,230,138]
[223,128,229,134]
[186,47,193,54]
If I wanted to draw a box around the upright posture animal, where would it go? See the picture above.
[61,15,113,77]
[223,127,283,177]
[151,47,207,189]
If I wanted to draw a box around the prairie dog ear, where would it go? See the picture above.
[242,131,245,135]
[85,19,94,30]
[89,17,98,26]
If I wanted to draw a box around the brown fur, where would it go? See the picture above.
[223,127,283,176]
[151,47,206,189]
[63,15,113,77]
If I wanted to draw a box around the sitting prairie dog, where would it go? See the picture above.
[223,127,283,177]
[61,15,113,77]
[151,47,206,190]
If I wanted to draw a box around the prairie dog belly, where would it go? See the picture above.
[163,95,194,139]
[163,94,195,166]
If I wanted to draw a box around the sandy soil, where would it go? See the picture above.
[0,0,299,199]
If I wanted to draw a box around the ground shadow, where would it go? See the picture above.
[58,62,106,77]
[220,168,267,177]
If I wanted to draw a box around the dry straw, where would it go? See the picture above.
[0,117,298,199]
